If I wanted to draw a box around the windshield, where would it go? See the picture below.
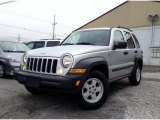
[0,41,30,52]
[62,30,110,46]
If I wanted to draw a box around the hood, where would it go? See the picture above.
[27,45,110,57]
[5,52,24,62]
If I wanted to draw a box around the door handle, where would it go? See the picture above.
[135,51,138,53]
[124,51,128,55]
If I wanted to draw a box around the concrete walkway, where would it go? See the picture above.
[142,65,160,80]
[143,65,160,72]
[142,72,160,80]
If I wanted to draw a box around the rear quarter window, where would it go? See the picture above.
[132,34,140,48]
[124,32,135,49]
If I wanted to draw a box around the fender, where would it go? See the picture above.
[134,57,143,68]
[131,57,143,75]
[74,57,109,78]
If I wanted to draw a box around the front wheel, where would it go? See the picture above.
[129,65,142,86]
[77,71,109,110]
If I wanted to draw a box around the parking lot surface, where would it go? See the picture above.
[0,71,160,119]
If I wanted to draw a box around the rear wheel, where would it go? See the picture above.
[25,86,44,95]
[0,63,5,78]
[77,71,109,110]
[129,65,141,86]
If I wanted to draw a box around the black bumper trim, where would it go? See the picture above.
[14,70,84,92]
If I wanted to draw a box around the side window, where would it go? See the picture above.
[113,30,125,42]
[27,42,34,49]
[46,41,60,47]
[124,32,135,49]
[132,34,140,48]
[34,41,45,49]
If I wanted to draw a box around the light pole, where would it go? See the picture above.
[0,0,16,5]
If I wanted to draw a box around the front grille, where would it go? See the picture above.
[26,57,58,74]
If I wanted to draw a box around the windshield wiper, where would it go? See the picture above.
[76,42,94,45]
[3,50,25,53]
[3,50,15,52]
[62,43,74,45]
[14,51,25,53]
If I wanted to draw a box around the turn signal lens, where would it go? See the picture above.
[69,69,86,74]
[76,80,81,86]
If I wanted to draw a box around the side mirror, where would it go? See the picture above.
[113,41,127,50]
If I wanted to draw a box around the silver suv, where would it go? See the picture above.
[14,27,143,110]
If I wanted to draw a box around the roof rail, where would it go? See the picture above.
[40,38,61,40]
[117,26,132,32]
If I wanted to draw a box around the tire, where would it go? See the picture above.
[77,71,109,110]
[25,86,44,95]
[129,65,141,86]
[0,63,5,78]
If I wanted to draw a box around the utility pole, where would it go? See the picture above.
[18,33,20,42]
[52,14,57,39]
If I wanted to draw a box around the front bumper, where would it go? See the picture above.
[14,70,85,93]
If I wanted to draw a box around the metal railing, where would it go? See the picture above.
[150,46,160,58]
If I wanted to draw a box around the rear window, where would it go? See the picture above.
[46,41,60,47]
[132,34,140,48]
[27,41,45,49]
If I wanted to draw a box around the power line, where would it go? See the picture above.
[0,23,52,35]
[0,26,66,39]
[0,31,42,40]
[0,9,75,29]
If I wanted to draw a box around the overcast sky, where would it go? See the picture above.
[0,0,126,41]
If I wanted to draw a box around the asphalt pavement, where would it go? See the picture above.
[0,66,159,119]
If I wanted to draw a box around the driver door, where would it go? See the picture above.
[109,30,129,80]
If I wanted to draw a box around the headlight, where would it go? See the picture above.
[62,54,73,68]
[23,53,27,63]
[20,53,28,70]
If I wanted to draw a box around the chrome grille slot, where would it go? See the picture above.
[37,58,42,72]
[33,58,38,71]
[26,58,30,70]
[42,59,47,72]
[47,59,52,73]
[30,58,34,70]
[26,57,58,74]
[52,59,57,73]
